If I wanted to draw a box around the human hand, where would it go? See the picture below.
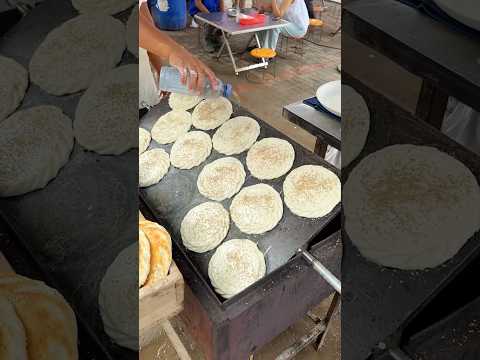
[169,46,218,94]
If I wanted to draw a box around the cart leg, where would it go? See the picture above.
[315,292,340,351]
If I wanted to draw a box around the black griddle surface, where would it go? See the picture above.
[139,99,340,304]
[342,73,480,360]
[0,0,138,358]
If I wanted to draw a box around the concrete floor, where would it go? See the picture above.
[144,5,342,360]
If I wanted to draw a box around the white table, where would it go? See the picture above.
[195,12,289,75]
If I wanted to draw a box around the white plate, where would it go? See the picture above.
[316,80,341,117]
[432,0,480,32]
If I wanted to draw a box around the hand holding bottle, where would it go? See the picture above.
[168,46,218,94]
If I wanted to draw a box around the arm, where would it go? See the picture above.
[195,0,210,13]
[271,0,292,18]
[219,0,225,12]
[139,2,217,91]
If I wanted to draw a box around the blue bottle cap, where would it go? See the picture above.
[223,83,233,98]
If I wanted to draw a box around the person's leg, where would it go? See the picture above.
[304,0,314,18]
[257,28,282,49]
[199,23,216,52]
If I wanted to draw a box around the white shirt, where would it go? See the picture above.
[280,0,310,34]
[138,0,161,108]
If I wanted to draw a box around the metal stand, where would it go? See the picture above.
[275,249,341,359]
[217,31,269,76]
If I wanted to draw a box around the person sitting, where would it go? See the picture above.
[256,0,309,49]
[190,0,225,52]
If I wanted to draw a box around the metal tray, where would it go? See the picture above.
[139,99,341,304]
[0,0,138,358]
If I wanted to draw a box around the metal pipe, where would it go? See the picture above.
[298,248,341,294]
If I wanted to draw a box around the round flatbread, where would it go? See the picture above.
[342,85,370,168]
[139,148,170,187]
[151,110,192,144]
[29,15,125,95]
[139,229,150,288]
[139,128,151,154]
[344,144,480,270]
[169,93,202,111]
[0,56,28,122]
[170,131,212,169]
[212,116,260,155]
[0,106,73,197]
[283,165,340,218]
[247,137,295,180]
[197,157,246,201]
[0,274,78,360]
[72,0,136,14]
[192,97,233,130]
[230,184,283,234]
[126,7,138,57]
[99,243,138,350]
[74,65,137,155]
[208,239,266,299]
[181,202,230,253]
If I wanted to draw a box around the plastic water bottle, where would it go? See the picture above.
[159,66,233,98]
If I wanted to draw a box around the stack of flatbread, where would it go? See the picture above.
[0,274,78,359]
[139,220,173,288]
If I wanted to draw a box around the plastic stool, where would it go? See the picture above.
[247,48,277,81]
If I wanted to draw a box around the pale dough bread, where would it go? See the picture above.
[168,93,202,111]
[151,110,192,144]
[29,15,125,95]
[283,165,340,218]
[342,85,370,168]
[344,144,480,270]
[0,106,73,197]
[139,128,151,154]
[192,97,233,130]
[208,239,266,299]
[72,0,135,14]
[246,137,295,180]
[197,157,246,201]
[139,229,150,288]
[74,65,137,155]
[230,184,283,234]
[181,202,230,253]
[126,7,138,57]
[99,243,138,350]
[212,116,260,155]
[139,220,172,285]
[0,296,28,360]
[0,56,28,122]
[0,274,78,359]
[170,131,212,169]
[139,148,170,187]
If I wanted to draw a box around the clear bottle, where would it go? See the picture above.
[158,66,233,98]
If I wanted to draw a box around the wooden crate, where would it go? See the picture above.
[139,211,185,348]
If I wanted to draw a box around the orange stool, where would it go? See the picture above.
[307,18,324,42]
[247,48,277,81]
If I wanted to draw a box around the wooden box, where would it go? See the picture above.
[139,211,185,348]
[139,260,184,347]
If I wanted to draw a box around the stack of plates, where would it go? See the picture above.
[316,80,341,117]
